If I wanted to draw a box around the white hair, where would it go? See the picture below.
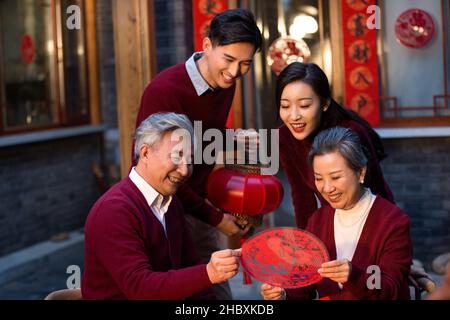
[134,112,194,161]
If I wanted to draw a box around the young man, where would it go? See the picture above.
[135,8,262,299]
[82,113,241,300]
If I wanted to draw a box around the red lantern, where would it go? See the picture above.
[207,165,283,222]
[207,163,284,284]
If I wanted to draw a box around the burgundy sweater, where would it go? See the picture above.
[136,63,235,226]
[279,120,394,229]
[286,196,413,300]
[81,177,214,300]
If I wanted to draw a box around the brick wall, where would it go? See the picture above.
[96,0,117,131]
[96,0,120,175]
[154,0,194,72]
[381,137,450,268]
[0,135,102,256]
[93,0,195,170]
[0,0,196,257]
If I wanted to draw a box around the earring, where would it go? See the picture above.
[360,179,364,184]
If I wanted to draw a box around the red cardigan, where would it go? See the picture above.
[279,120,394,229]
[135,63,236,227]
[286,196,413,300]
[81,177,214,300]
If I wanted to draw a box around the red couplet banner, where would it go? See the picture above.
[192,0,228,52]
[341,0,380,127]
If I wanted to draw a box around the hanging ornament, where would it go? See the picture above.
[267,37,311,75]
[20,34,36,65]
[395,8,435,49]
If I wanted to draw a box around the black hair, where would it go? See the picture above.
[276,62,387,160]
[208,9,262,52]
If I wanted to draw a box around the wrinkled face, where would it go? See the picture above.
[202,38,255,89]
[138,131,193,196]
[279,81,328,141]
[313,151,366,210]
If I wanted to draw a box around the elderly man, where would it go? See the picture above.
[81,112,240,300]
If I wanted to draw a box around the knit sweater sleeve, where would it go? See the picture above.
[136,82,224,227]
[88,199,213,300]
[179,210,217,300]
[279,136,318,229]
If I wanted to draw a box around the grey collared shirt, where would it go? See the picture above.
[185,52,213,96]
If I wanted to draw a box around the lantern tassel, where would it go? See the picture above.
[241,237,253,285]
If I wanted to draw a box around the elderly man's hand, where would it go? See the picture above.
[260,283,286,300]
[206,249,241,284]
[318,259,352,284]
[216,213,250,236]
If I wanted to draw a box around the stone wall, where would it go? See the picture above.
[381,137,450,268]
[0,134,102,256]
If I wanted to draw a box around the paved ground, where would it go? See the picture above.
[0,240,84,300]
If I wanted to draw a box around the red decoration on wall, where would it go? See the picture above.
[350,93,375,118]
[348,40,371,64]
[192,0,228,51]
[20,34,36,65]
[346,0,367,11]
[395,8,435,49]
[240,227,329,288]
[342,0,380,126]
[267,37,311,75]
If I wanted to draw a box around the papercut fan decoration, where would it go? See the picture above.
[241,227,329,288]
[395,8,435,49]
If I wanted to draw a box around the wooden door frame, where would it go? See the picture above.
[112,0,157,178]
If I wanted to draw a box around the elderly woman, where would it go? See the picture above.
[261,127,412,300]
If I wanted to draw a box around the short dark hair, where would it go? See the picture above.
[208,9,262,52]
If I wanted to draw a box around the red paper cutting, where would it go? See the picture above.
[20,34,35,65]
[395,8,435,49]
[241,227,329,288]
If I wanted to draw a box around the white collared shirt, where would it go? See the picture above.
[129,167,172,233]
[185,52,213,96]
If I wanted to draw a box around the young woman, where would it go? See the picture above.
[261,127,412,300]
[277,62,394,228]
